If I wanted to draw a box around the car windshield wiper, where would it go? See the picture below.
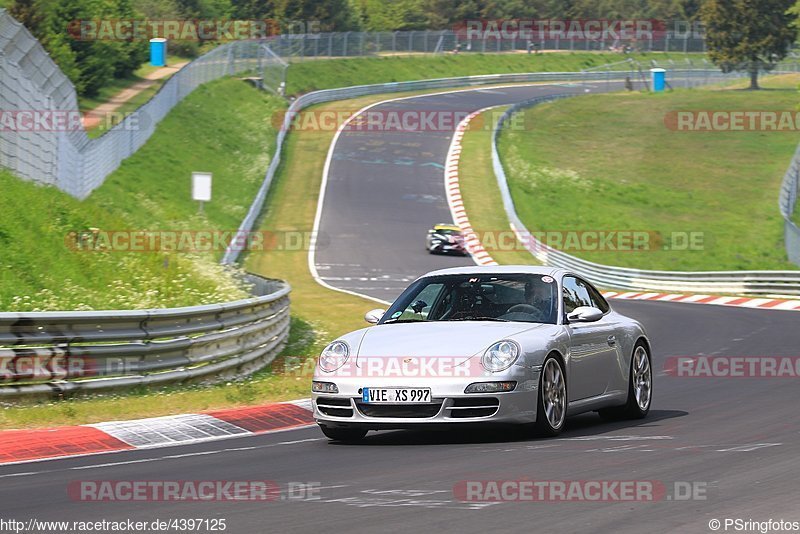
[382,319,424,324]
[444,317,510,322]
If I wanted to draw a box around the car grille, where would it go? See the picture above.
[355,401,443,418]
[318,397,501,419]
[316,397,353,418]
[446,397,500,419]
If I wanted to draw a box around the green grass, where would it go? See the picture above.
[0,78,286,312]
[286,52,701,95]
[495,74,800,271]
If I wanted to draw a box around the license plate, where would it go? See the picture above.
[362,387,431,404]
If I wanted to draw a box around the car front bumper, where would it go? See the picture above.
[427,238,467,254]
[312,375,540,430]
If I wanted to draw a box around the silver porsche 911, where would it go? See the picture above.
[311,266,652,441]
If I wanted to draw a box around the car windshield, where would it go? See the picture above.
[380,274,558,325]
[433,228,460,235]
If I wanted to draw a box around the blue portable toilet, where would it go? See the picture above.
[150,38,167,67]
[651,68,666,92]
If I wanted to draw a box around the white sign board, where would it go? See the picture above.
[191,172,212,202]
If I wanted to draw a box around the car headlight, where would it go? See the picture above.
[319,341,349,372]
[481,340,520,372]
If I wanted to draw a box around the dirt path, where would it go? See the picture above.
[82,62,189,129]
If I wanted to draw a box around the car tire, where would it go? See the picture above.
[533,355,568,437]
[598,341,652,420]
[319,425,368,442]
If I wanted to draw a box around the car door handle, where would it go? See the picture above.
[607,335,616,346]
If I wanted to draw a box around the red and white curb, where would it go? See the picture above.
[444,111,800,313]
[0,399,314,465]
[444,109,498,267]
[601,291,800,310]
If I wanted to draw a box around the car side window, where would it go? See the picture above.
[585,282,610,313]
[399,283,444,320]
[562,276,592,314]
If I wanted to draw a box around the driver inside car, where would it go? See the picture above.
[527,281,556,323]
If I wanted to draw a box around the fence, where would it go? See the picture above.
[265,29,707,59]
[779,146,800,266]
[0,274,290,399]
[491,94,800,294]
[0,9,286,199]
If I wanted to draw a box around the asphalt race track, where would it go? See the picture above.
[313,82,599,301]
[2,84,799,533]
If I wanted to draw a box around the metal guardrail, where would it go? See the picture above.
[490,94,800,295]
[779,145,800,266]
[0,274,290,399]
[221,67,743,264]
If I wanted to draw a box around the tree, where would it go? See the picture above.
[9,0,81,88]
[107,0,149,79]
[352,0,427,31]
[274,0,359,31]
[230,0,276,19]
[700,0,796,89]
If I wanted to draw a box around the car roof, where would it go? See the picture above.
[420,265,565,278]
[432,224,460,231]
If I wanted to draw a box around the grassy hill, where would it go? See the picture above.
[0,78,286,311]
[496,74,800,271]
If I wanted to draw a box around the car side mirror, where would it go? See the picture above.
[567,306,603,323]
[365,308,386,324]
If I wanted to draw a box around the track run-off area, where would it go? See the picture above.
[1,83,798,534]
